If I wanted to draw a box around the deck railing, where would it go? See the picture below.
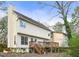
[29,41,59,47]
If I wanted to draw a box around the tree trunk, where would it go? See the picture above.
[64,16,72,46]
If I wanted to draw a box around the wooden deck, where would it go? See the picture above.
[29,41,59,54]
[29,41,59,48]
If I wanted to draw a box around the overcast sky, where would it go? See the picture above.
[1,1,79,26]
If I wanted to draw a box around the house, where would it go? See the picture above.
[51,32,68,47]
[7,6,52,53]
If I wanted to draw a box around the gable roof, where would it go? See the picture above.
[14,11,51,31]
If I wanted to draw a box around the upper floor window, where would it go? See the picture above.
[20,20,26,28]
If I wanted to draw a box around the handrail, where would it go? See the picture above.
[29,41,59,47]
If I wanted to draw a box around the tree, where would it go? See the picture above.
[55,2,72,44]
[0,16,7,44]
[39,1,73,45]
[67,6,79,56]
[53,22,63,32]
[0,1,7,44]
[69,32,79,56]
[0,1,6,11]
[71,6,79,33]
[0,1,5,5]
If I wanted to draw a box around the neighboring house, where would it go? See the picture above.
[7,6,52,52]
[49,24,68,47]
[51,32,68,47]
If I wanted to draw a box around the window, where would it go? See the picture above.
[14,36,16,45]
[30,38,37,42]
[25,37,28,44]
[20,20,26,28]
[31,38,33,42]
[21,36,25,45]
[51,32,53,38]
[21,36,28,45]
[35,39,37,42]
[48,33,50,36]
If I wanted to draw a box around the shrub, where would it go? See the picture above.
[70,47,79,57]
[51,47,68,53]
[69,33,79,56]
[4,48,11,51]
[0,44,7,52]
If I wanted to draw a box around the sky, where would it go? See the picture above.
[1,1,79,26]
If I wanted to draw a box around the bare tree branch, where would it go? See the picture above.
[66,2,72,16]
[38,2,59,9]
[47,13,59,21]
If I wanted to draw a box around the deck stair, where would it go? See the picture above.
[29,42,44,54]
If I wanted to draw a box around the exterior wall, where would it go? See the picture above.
[14,35,29,48]
[8,6,51,52]
[8,5,18,48]
[16,34,48,48]
[53,33,68,47]
[13,34,48,52]
[14,35,29,52]
[28,36,48,45]
[17,19,51,40]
